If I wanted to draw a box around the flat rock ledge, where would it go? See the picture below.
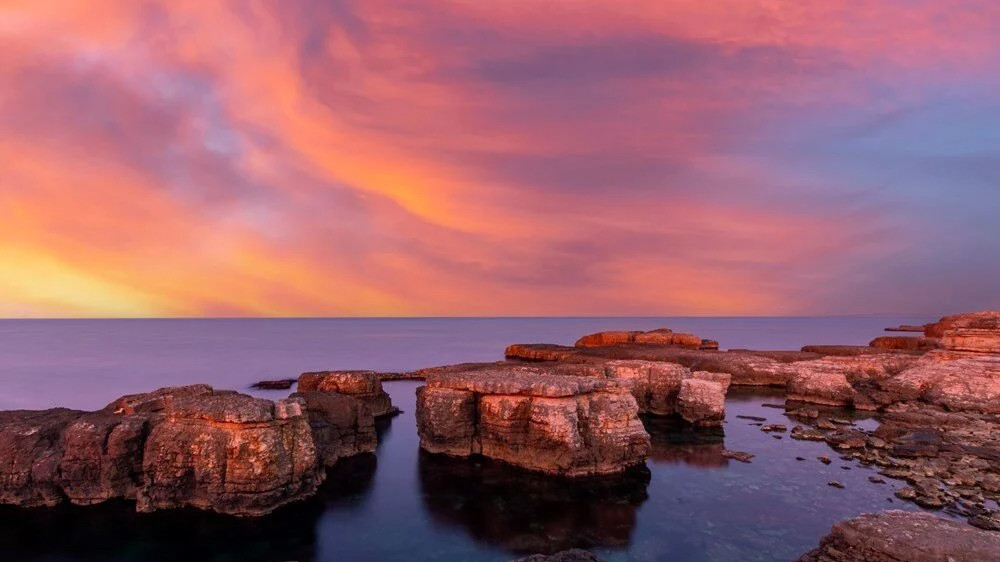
[796,511,1000,562]
[0,384,376,516]
[416,368,651,477]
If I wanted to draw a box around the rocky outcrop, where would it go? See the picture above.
[931,311,1000,353]
[298,370,398,417]
[290,391,377,467]
[574,329,703,349]
[603,360,688,415]
[783,355,919,409]
[0,384,379,516]
[868,336,938,351]
[676,379,725,427]
[796,511,1000,561]
[416,370,650,477]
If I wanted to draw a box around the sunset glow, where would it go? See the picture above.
[2,1,999,317]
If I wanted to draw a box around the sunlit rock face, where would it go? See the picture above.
[574,329,703,349]
[130,389,321,516]
[796,510,1000,562]
[932,311,1000,353]
[298,370,398,417]
[0,385,378,516]
[416,370,650,477]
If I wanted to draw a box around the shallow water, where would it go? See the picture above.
[0,316,940,561]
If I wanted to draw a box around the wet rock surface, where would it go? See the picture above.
[0,385,380,516]
[796,510,1000,561]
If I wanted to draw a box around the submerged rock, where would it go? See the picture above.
[298,370,398,417]
[416,369,650,477]
[796,510,1000,561]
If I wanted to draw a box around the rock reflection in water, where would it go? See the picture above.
[643,415,728,468]
[0,454,377,562]
[418,451,650,555]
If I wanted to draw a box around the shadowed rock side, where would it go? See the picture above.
[419,452,648,555]
[510,550,604,562]
[416,370,650,477]
[0,385,377,516]
[796,511,1000,562]
[298,370,399,417]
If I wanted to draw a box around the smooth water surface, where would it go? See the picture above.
[0,317,938,561]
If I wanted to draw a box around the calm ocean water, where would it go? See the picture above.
[0,316,938,561]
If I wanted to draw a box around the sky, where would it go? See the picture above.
[1,1,999,317]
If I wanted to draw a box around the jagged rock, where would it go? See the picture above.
[928,311,1000,353]
[796,511,1000,561]
[880,351,1000,414]
[416,370,650,477]
[784,355,918,409]
[868,336,938,351]
[298,370,398,417]
[289,391,376,466]
[676,379,725,427]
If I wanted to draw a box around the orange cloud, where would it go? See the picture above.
[1,1,998,317]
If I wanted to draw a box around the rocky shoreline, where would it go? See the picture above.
[2,311,999,560]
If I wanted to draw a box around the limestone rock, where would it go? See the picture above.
[0,384,378,516]
[575,329,702,349]
[796,510,1000,561]
[289,391,376,467]
[416,370,649,477]
[298,370,398,417]
[868,336,938,351]
[603,360,688,415]
[676,379,725,427]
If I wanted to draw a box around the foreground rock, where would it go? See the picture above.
[796,511,1000,561]
[416,369,650,476]
[298,370,398,417]
[289,391,377,467]
[0,385,377,516]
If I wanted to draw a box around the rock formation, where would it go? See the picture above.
[298,370,399,417]
[676,378,725,427]
[416,369,650,476]
[575,328,705,349]
[796,511,1000,561]
[0,384,377,516]
[868,336,938,351]
[290,391,377,467]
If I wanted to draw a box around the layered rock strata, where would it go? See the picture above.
[298,370,398,417]
[796,511,1000,562]
[0,384,375,516]
[416,370,650,476]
